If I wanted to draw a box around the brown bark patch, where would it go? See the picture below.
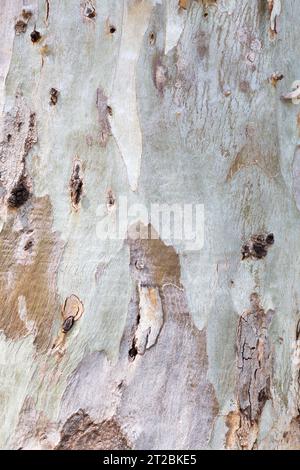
[56,410,131,450]
[7,174,31,209]
[225,411,241,449]
[15,20,27,34]
[82,1,96,19]
[128,222,181,288]
[15,9,33,35]
[0,196,63,352]
[235,293,275,449]
[179,0,190,9]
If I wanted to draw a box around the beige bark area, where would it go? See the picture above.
[0,0,300,450]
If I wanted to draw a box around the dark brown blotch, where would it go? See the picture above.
[8,175,30,209]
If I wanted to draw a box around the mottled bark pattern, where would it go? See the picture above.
[0,0,300,450]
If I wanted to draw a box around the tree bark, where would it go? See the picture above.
[0,0,299,450]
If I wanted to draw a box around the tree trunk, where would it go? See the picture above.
[0,0,299,450]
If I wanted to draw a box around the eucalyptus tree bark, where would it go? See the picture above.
[0,0,300,450]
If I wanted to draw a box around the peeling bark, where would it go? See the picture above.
[1,0,300,451]
[235,294,275,449]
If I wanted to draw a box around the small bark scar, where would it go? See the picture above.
[70,159,83,210]
[51,295,84,357]
[241,233,274,260]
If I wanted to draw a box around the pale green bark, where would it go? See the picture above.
[0,0,299,450]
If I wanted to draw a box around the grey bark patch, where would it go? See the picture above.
[123,224,219,447]
[56,410,130,450]
[236,293,275,448]
[60,226,219,449]
[119,284,220,449]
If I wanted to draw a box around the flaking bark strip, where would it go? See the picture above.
[268,0,281,36]
[129,284,164,360]
[236,293,275,449]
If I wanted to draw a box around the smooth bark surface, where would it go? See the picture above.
[0,0,299,450]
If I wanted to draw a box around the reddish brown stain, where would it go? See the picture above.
[56,410,131,450]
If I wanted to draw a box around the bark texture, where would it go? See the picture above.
[0,0,300,450]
